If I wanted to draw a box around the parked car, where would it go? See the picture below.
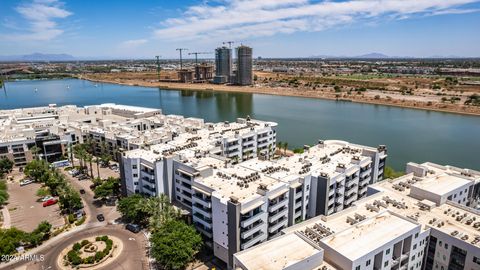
[20,179,34,186]
[96,214,105,222]
[105,197,117,206]
[40,196,54,202]
[68,169,78,175]
[79,189,85,194]
[42,198,58,207]
[126,223,141,233]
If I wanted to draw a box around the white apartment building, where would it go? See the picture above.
[233,163,480,270]
[406,162,479,207]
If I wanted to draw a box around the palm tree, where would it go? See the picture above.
[73,144,86,172]
[267,144,273,160]
[85,153,94,178]
[95,157,101,179]
[283,142,289,155]
[141,195,180,231]
[30,145,41,160]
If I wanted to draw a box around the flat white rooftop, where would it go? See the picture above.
[321,211,419,261]
[412,174,472,196]
[235,233,322,270]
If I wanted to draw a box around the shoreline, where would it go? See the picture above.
[76,76,480,117]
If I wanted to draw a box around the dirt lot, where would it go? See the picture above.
[78,72,480,116]
[7,181,64,232]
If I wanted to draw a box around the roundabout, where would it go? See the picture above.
[3,225,148,270]
[57,235,123,269]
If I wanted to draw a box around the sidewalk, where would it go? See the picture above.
[1,207,11,229]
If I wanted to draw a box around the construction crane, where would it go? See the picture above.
[188,52,211,66]
[223,41,235,49]
[189,52,212,81]
[155,55,161,82]
[176,48,188,70]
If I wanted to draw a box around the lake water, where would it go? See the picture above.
[2,78,480,171]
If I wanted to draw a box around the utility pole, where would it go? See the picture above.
[176,48,188,70]
[155,55,161,82]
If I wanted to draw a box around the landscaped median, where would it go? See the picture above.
[58,235,123,269]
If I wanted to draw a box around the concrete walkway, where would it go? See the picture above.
[1,207,11,229]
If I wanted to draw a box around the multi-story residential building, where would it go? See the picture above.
[235,45,253,85]
[213,46,232,84]
[233,163,480,270]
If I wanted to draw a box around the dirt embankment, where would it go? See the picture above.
[76,72,480,116]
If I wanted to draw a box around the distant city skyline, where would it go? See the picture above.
[1,0,480,59]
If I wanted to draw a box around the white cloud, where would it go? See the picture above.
[153,0,480,41]
[6,0,72,41]
[119,39,149,49]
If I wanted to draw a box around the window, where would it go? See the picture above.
[474,256,480,265]
[386,248,390,255]
[366,259,371,266]
[444,243,448,249]
[133,173,138,178]
[355,266,360,270]
[412,255,416,261]
[384,261,389,267]
[413,244,417,250]
[132,164,137,169]
[415,233,419,238]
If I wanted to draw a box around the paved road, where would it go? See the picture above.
[1,167,147,270]
[5,225,148,270]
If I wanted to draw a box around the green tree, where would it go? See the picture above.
[36,187,50,197]
[150,220,202,270]
[141,194,180,231]
[24,159,49,181]
[58,186,83,214]
[0,158,14,177]
[0,180,9,206]
[117,194,149,224]
[29,146,41,160]
[384,166,405,179]
[94,177,121,200]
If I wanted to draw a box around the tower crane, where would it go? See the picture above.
[155,55,161,82]
[223,41,235,49]
[176,48,188,69]
[189,52,212,81]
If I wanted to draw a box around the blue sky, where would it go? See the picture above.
[1,0,480,59]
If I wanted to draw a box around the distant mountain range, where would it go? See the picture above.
[309,52,468,59]
[0,53,76,62]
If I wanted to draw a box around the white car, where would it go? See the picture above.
[20,179,34,186]
[40,196,54,202]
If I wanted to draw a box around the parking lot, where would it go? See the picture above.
[7,181,64,232]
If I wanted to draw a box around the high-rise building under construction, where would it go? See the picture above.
[213,46,232,84]
[235,45,253,85]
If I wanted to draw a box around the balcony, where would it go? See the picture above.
[193,212,212,225]
[194,223,213,238]
[268,218,287,233]
[345,186,357,197]
[268,199,288,212]
[327,207,335,215]
[241,221,264,239]
[192,194,212,209]
[193,204,212,219]
[241,231,265,250]
[328,189,335,197]
[335,195,344,204]
[241,211,264,228]
[268,208,288,223]
[345,194,357,205]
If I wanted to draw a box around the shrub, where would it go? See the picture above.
[374,95,380,100]
[95,251,105,262]
[68,214,75,224]
[81,239,90,246]
[84,256,95,264]
[67,250,82,265]
[73,242,81,251]
[75,216,86,226]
